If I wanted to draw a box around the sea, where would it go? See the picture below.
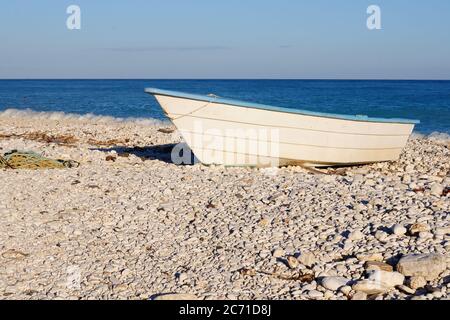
[1,80,449,134]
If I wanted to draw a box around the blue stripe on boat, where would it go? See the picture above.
[145,88,420,125]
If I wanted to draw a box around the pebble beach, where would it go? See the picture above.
[0,111,449,300]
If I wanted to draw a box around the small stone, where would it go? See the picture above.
[430,183,444,196]
[434,227,450,236]
[258,218,270,227]
[367,270,405,287]
[339,285,352,296]
[392,224,407,236]
[353,167,369,175]
[113,283,129,292]
[354,203,367,212]
[407,276,427,290]
[321,175,335,183]
[321,276,351,291]
[335,264,347,274]
[409,223,430,235]
[397,254,447,281]
[323,291,334,299]
[356,253,383,262]
[239,268,257,277]
[308,290,323,299]
[303,282,317,291]
[343,240,353,251]
[352,280,390,295]
[351,291,368,300]
[347,230,364,241]
[287,256,299,269]
[291,289,303,297]
[396,285,416,295]
[176,273,188,282]
[272,249,284,258]
[298,251,316,267]
[402,175,412,184]
[374,230,388,242]
[403,174,413,184]
[418,232,433,239]
[153,293,198,300]
[365,261,394,272]
[105,155,116,162]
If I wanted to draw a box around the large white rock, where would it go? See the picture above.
[367,270,405,287]
[352,280,391,295]
[396,254,447,281]
[321,276,351,291]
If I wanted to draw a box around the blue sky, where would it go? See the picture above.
[1,0,450,79]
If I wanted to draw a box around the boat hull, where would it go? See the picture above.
[148,91,417,167]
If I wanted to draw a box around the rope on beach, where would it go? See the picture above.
[0,150,79,170]
[0,154,11,168]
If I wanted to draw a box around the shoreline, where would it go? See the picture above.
[0,114,448,300]
[1,108,449,137]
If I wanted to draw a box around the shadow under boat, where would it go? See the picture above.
[92,143,376,173]
[91,143,199,165]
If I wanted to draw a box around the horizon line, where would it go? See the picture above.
[1,78,450,81]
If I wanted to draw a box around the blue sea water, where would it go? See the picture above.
[0,80,449,134]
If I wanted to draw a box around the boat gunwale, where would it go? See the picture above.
[168,113,413,137]
[145,88,420,125]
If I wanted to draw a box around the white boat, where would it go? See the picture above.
[145,88,419,167]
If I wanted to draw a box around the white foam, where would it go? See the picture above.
[410,132,425,140]
[427,131,450,145]
[411,131,450,144]
[428,131,450,141]
[0,108,168,126]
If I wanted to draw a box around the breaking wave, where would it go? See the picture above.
[411,131,450,143]
[0,108,168,126]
